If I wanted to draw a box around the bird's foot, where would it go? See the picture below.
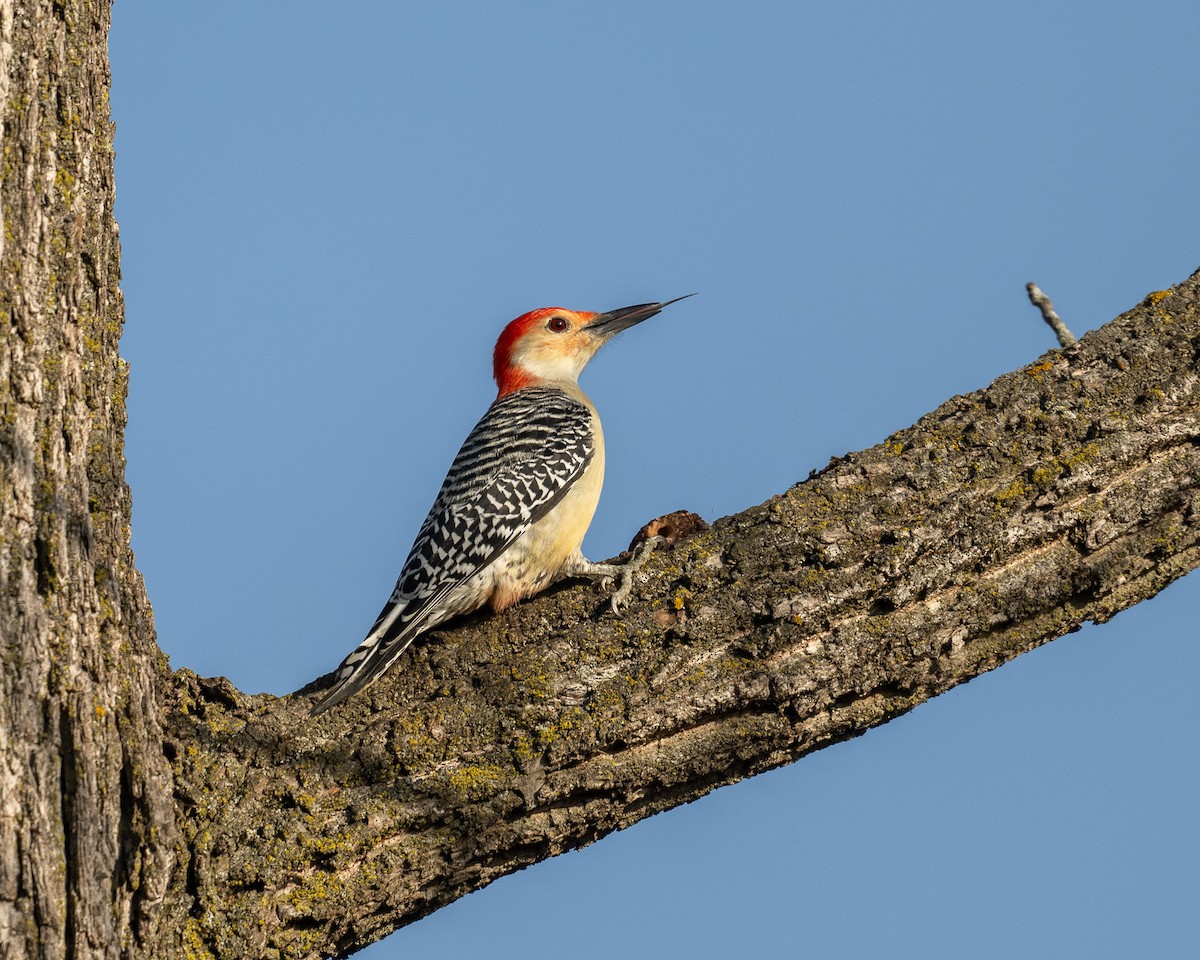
[608,535,664,613]
[561,536,664,614]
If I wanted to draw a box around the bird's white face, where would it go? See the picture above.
[494,300,674,396]
[506,309,605,386]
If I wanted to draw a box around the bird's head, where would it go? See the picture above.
[492,296,692,397]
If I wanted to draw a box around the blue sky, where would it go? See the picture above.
[109,2,1199,957]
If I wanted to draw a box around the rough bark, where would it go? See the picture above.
[2,3,1199,960]
[0,2,176,959]
[162,273,1199,959]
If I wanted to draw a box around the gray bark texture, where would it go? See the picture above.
[0,2,176,959]
[1,3,1198,959]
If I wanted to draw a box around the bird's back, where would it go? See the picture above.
[311,385,595,712]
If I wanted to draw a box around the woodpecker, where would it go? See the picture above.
[311,296,691,714]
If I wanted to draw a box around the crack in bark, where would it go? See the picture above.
[57,706,77,960]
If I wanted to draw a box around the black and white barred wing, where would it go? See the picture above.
[311,387,593,713]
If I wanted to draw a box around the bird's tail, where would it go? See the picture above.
[309,605,423,715]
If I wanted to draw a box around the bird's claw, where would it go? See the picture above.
[609,572,632,614]
[609,535,664,615]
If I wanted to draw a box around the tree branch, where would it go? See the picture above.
[1027,281,1078,346]
[161,272,1200,959]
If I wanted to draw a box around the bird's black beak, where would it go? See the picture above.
[583,294,696,338]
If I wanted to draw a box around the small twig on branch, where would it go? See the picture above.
[1026,282,1077,346]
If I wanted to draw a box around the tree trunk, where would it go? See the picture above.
[0,2,176,959]
[1,3,1198,959]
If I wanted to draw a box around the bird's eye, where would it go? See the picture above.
[548,316,569,332]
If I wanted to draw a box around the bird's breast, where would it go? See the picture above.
[488,404,605,611]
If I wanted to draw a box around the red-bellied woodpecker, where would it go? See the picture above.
[311,296,692,714]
